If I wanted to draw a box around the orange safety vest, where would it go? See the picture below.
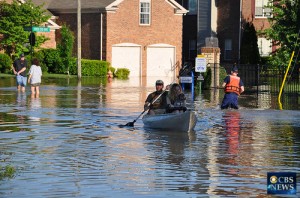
[225,75,240,95]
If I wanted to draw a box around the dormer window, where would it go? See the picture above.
[140,0,151,25]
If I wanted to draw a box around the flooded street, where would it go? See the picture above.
[0,76,300,197]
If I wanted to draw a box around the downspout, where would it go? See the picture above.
[100,13,103,60]
[238,0,243,64]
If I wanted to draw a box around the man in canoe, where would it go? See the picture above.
[144,80,168,115]
[221,66,244,109]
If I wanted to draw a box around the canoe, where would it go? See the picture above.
[142,110,197,132]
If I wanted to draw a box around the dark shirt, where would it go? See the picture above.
[13,59,27,77]
[145,91,168,110]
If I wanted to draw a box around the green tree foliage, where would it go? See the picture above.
[57,24,74,74]
[0,0,50,56]
[263,0,300,67]
[240,22,260,64]
[0,53,12,73]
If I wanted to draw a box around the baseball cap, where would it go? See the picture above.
[155,80,164,85]
[20,53,25,57]
[231,66,238,72]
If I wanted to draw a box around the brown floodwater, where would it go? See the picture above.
[0,76,299,197]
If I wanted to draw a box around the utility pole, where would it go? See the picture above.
[77,0,82,79]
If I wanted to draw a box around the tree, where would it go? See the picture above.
[240,22,260,64]
[263,0,300,68]
[0,0,50,56]
[57,24,75,74]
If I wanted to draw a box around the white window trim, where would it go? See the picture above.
[139,0,151,26]
[255,0,272,18]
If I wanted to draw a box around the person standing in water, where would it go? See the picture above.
[12,53,28,92]
[28,58,42,98]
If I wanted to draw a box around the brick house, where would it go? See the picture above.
[31,0,187,78]
[176,0,272,64]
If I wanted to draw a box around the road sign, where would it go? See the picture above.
[180,76,193,83]
[24,26,50,32]
[195,57,206,72]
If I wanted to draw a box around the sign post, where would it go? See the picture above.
[195,55,206,94]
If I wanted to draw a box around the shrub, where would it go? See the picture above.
[219,66,227,86]
[42,49,64,73]
[115,68,130,79]
[81,59,109,76]
[0,53,13,73]
[202,67,212,90]
[68,57,77,75]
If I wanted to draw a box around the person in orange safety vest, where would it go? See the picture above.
[221,66,244,109]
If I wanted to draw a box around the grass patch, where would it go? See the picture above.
[0,165,16,179]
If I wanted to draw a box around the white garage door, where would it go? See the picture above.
[112,43,141,77]
[147,44,175,77]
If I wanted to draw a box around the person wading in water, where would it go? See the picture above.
[221,66,244,109]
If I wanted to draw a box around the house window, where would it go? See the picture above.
[188,0,197,15]
[224,39,232,60]
[255,0,272,18]
[258,37,272,57]
[140,0,151,25]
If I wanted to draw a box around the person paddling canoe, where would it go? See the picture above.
[144,80,168,115]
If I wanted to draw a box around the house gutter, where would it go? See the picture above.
[100,13,103,60]
[238,0,243,64]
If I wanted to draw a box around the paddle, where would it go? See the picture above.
[124,86,170,127]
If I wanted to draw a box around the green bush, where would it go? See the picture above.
[202,67,212,90]
[0,53,13,73]
[81,59,109,76]
[219,66,227,86]
[115,68,130,79]
[67,57,77,75]
[107,66,116,74]
[0,165,15,180]
[42,49,64,74]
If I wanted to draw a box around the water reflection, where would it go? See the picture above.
[223,110,240,168]
[0,76,299,197]
[28,97,41,122]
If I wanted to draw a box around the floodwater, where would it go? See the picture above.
[0,76,299,197]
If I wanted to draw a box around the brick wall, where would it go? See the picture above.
[106,0,183,76]
[217,0,240,63]
[57,13,101,60]
[242,0,270,31]
[39,31,56,49]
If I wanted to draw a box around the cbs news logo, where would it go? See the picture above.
[267,172,297,194]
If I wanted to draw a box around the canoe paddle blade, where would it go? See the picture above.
[125,121,135,127]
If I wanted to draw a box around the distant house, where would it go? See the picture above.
[31,0,188,78]
[176,0,272,64]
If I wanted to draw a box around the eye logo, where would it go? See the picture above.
[270,176,278,184]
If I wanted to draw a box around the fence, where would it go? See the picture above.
[221,64,300,94]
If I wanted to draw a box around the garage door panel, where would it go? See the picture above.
[147,47,175,77]
[112,46,141,77]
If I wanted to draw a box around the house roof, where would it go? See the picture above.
[30,0,187,14]
[19,0,60,29]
